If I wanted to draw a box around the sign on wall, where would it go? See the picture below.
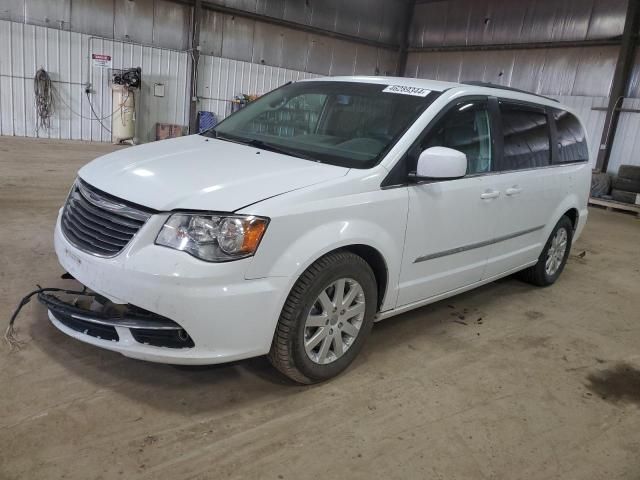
[92,53,112,68]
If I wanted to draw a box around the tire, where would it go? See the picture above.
[517,216,573,287]
[590,171,611,197]
[612,176,640,194]
[611,189,639,204]
[618,165,640,182]
[268,251,377,384]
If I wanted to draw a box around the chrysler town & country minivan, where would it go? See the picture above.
[41,77,590,383]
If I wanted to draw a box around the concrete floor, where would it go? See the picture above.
[1,135,639,480]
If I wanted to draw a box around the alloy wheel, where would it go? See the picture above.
[303,278,366,365]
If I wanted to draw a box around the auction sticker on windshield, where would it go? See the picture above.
[382,85,431,97]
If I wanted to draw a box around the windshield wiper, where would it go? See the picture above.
[245,139,318,162]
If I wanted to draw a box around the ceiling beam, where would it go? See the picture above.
[167,0,400,50]
[408,38,622,53]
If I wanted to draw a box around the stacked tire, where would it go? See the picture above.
[611,165,640,204]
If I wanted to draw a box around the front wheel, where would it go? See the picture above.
[518,216,573,286]
[268,251,377,384]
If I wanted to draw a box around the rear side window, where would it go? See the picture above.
[499,102,551,171]
[553,109,588,163]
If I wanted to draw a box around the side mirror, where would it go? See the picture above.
[410,146,467,182]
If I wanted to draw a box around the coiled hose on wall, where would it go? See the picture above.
[34,68,54,133]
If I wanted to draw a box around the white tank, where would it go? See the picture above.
[111,84,136,144]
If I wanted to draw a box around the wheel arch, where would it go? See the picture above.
[337,244,388,311]
[563,207,579,230]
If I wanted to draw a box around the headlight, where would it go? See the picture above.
[155,213,269,262]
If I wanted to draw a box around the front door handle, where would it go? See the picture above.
[480,190,500,200]
[505,186,522,196]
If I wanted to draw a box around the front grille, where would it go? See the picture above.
[61,180,153,257]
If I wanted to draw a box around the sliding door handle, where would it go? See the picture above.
[480,190,500,200]
[505,186,522,196]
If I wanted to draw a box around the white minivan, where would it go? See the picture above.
[42,76,590,383]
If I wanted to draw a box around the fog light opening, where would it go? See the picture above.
[177,329,190,342]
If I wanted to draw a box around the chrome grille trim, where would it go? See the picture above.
[76,180,152,222]
[61,180,153,258]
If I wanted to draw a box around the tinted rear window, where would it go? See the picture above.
[499,103,551,171]
[553,109,588,163]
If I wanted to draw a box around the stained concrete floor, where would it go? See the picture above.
[1,136,639,480]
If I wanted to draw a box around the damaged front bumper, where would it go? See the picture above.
[39,290,195,349]
[50,210,290,365]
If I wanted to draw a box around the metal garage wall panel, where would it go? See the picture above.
[442,1,470,46]
[410,1,446,48]
[335,1,362,38]
[152,0,191,50]
[310,0,337,32]
[480,50,515,86]
[410,0,626,48]
[221,0,258,13]
[549,0,592,41]
[435,51,463,82]
[280,28,308,71]
[538,49,580,96]
[587,0,626,39]
[464,0,491,46]
[406,45,616,98]
[376,48,398,77]
[354,45,377,76]
[282,0,312,27]
[484,0,526,45]
[608,98,640,173]
[252,21,283,67]
[221,14,254,62]
[256,0,285,19]
[330,38,356,76]
[306,35,332,75]
[572,45,617,97]
[0,19,190,142]
[114,0,154,45]
[200,9,223,56]
[510,49,548,93]
[625,50,640,98]
[0,1,25,23]
[25,0,70,29]
[197,52,318,124]
[70,0,113,37]
[379,0,404,46]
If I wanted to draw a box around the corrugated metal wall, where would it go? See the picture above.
[1,0,403,76]
[409,0,627,47]
[197,55,318,122]
[0,19,190,142]
[0,18,322,142]
[192,0,408,46]
[200,11,399,76]
[404,0,640,174]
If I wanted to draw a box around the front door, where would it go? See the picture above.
[397,99,500,307]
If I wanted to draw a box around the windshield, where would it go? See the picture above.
[202,81,439,169]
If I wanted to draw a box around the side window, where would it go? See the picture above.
[553,109,588,163]
[499,102,551,170]
[421,100,492,175]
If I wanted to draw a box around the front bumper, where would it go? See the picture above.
[51,210,290,365]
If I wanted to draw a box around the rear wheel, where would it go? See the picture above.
[518,216,573,286]
[268,251,377,384]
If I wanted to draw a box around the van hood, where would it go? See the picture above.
[78,135,348,211]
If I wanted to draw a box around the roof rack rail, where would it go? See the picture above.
[461,81,559,102]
